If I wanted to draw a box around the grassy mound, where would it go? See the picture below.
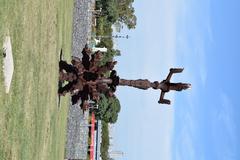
[0,0,74,159]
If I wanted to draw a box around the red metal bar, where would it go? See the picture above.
[90,112,95,160]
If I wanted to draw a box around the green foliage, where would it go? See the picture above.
[114,49,121,56]
[95,0,136,66]
[96,36,113,49]
[98,49,120,66]
[95,16,115,67]
[96,0,137,29]
[97,0,118,23]
[100,121,110,160]
[96,94,121,124]
[116,0,137,29]
[96,16,113,37]
[106,0,119,23]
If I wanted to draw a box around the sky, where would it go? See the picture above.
[111,0,240,160]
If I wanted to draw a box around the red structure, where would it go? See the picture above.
[90,112,95,160]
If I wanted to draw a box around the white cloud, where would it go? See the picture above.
[218,93,236,138]
[174,108,197,160]
[137,100,174,160]
[174,0,212,86]
[213,92,237,159]
[142,0,178,75]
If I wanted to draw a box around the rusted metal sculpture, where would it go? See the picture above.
[118,68,191,104]
[83,68,191,105]
[59,46,191,109]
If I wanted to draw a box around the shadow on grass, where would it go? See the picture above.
[58,49,63,108]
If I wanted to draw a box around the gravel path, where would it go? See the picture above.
[65,104,90,159]
[71,0,94,58]
[65,0,94,159]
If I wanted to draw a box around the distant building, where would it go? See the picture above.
[92,47,108,53]
[109,151,124,159]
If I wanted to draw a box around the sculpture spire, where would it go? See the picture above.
[118,68,191,104]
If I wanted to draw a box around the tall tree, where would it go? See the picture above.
[116,0,137,29]
[96,94,121,124]
[98,0,137,29]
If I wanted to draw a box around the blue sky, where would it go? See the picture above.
[112,0,240,160]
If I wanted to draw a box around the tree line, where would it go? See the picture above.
[93,1,137,160]
[95,0,136,66]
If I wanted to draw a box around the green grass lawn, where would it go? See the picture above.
[0,0,74,159]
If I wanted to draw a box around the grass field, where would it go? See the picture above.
[0,0,74,159]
